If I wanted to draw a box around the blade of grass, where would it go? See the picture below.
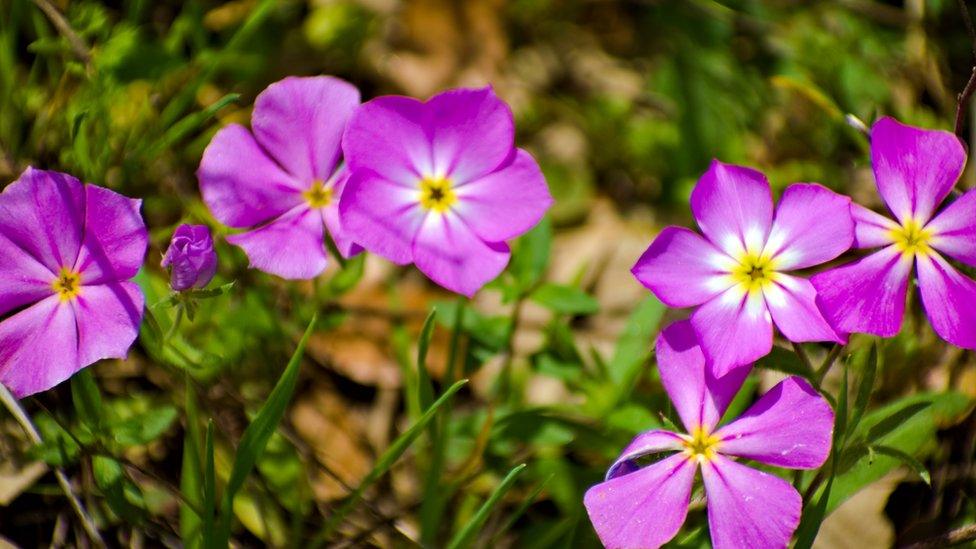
[446,463,528,549]
[488,474,553,546]
[180,380,204,547]
[203,420,216,549]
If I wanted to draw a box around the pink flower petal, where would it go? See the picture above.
[0,167,85,273]
[852,203,900,249]
[691,288,772,376]
[916,253,976,348]
[411,212,510,297]
[339,170,426,266]
[690,160,773,258]
[656,320,751,432]
[764,183,853,270]
[0,297,78,398]
[926,188,976,268]
[453,149,552,242]
[320,171,362,259]
[428,87,515,183]
[198,124,306,228]
[251,76,360,183]
[342,95,434,184]
[227,205,329,280]
[584,453,697,549]
[810,246,912,337]
[605,429,685,480]
[714,376,833,469]
[74,185,148,285]
[70,282,144,368]
[632,227,737,308]
[0,233,56,317]
[701,455,802,549]
[763,274,844,343]
[870,117,965,224]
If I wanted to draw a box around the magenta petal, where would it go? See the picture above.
[690,160,773,257]
[74,185,148,285]
[0,233,55,317]
[198,124,306,228]
[339,170,426,265]
[714,376,833,469]
[691,289,772,376]
[927,188,976,267]
[0,167,85,273]
[701,455,801,549]
[853,203,900,249]
[428,87,515,183]
[810,246,912,337]
[584,454,696,549]
[342,95,433,184]
[411,213,510,297]
[870,117,966,224]
[0,297,78,398]
[453,149,552,242]
[605,430,685,480]
[632,227,736,308]
[916,253,976,348]
[321,172,362,259]
[764,274,844,343]
[252,76,360,182]
[71,282,144,367]
[656,320,751,432]
[764,183,853,270]
[227,206,329,280]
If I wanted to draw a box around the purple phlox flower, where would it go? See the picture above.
[632,160,854,375]
[584,320,834,549]
[811,117,976,348]
[339,86,553,297]
[198,76,362,280]
[161,224,217,291]
[0,168,147,398]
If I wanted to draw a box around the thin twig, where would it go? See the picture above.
[29,0,91,65]
[0,385,105,547]
[955,0,976,138]
[902,523,976,548]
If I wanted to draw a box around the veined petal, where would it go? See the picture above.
[763,274,844,343]
[632,227,737,308]
[763,183,853,270]
[0,297,79,398]
[605,430,685,480]
[701,455,802,549]
[584,453,697,549]
[870,117,965,224]
[453,149,552,242]
[70,282,143,368]
[926,188,976,268]
[411,212,509,297]
[339,170,426,265]
[916,253,976,349]
[342,95,433,184]
[690,160,773,258]
[252,76,360,182]
[714,376,833,469]
[0,233,56,317]
[428,87,516,183]
[0,167,85,273]
[691,288,772,376]
[226,205,329,280]
[198,124,306,228]
[656,320,751,433]
[74,185,148,285]
[810,246,912,337]
[853,203,900,249]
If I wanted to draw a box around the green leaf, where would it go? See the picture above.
[325,253,365,296]
[793,475,833,549]
[71,369,104,434]
[510,217,552,293]
[93,455,140,523]
[848,342,879,436]
[416,308,437,411]
[530,283,599,315]
[607,295,664,387]
[871,444,930,485]
[446,463,527,549]
[112,405,178,447]
[147,93,240,155]
[215,316,316,546]
[754,345,814,378]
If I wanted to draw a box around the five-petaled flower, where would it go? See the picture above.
[198,76,362,280]
[632,160,854,375]
[812,117,976,348]
[161,224,217,291]
[584,320,833,549]
[339,86,553,297]
[0,168,147,398]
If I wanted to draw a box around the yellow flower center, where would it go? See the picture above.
[52,267,81,301]
[682,426,721,463]
[419,176,457,213]
[730,252,778,294]
[303,180,333,208]
[890,219,932,258]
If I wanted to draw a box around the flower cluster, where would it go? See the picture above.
[585,116,976,548]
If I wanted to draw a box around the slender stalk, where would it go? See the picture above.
[165,302,184,343]
[29,0,91,65]
[815,344,846,386]
[792,342,814,374]
[0,385,105,547]
[904,523,976,548]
